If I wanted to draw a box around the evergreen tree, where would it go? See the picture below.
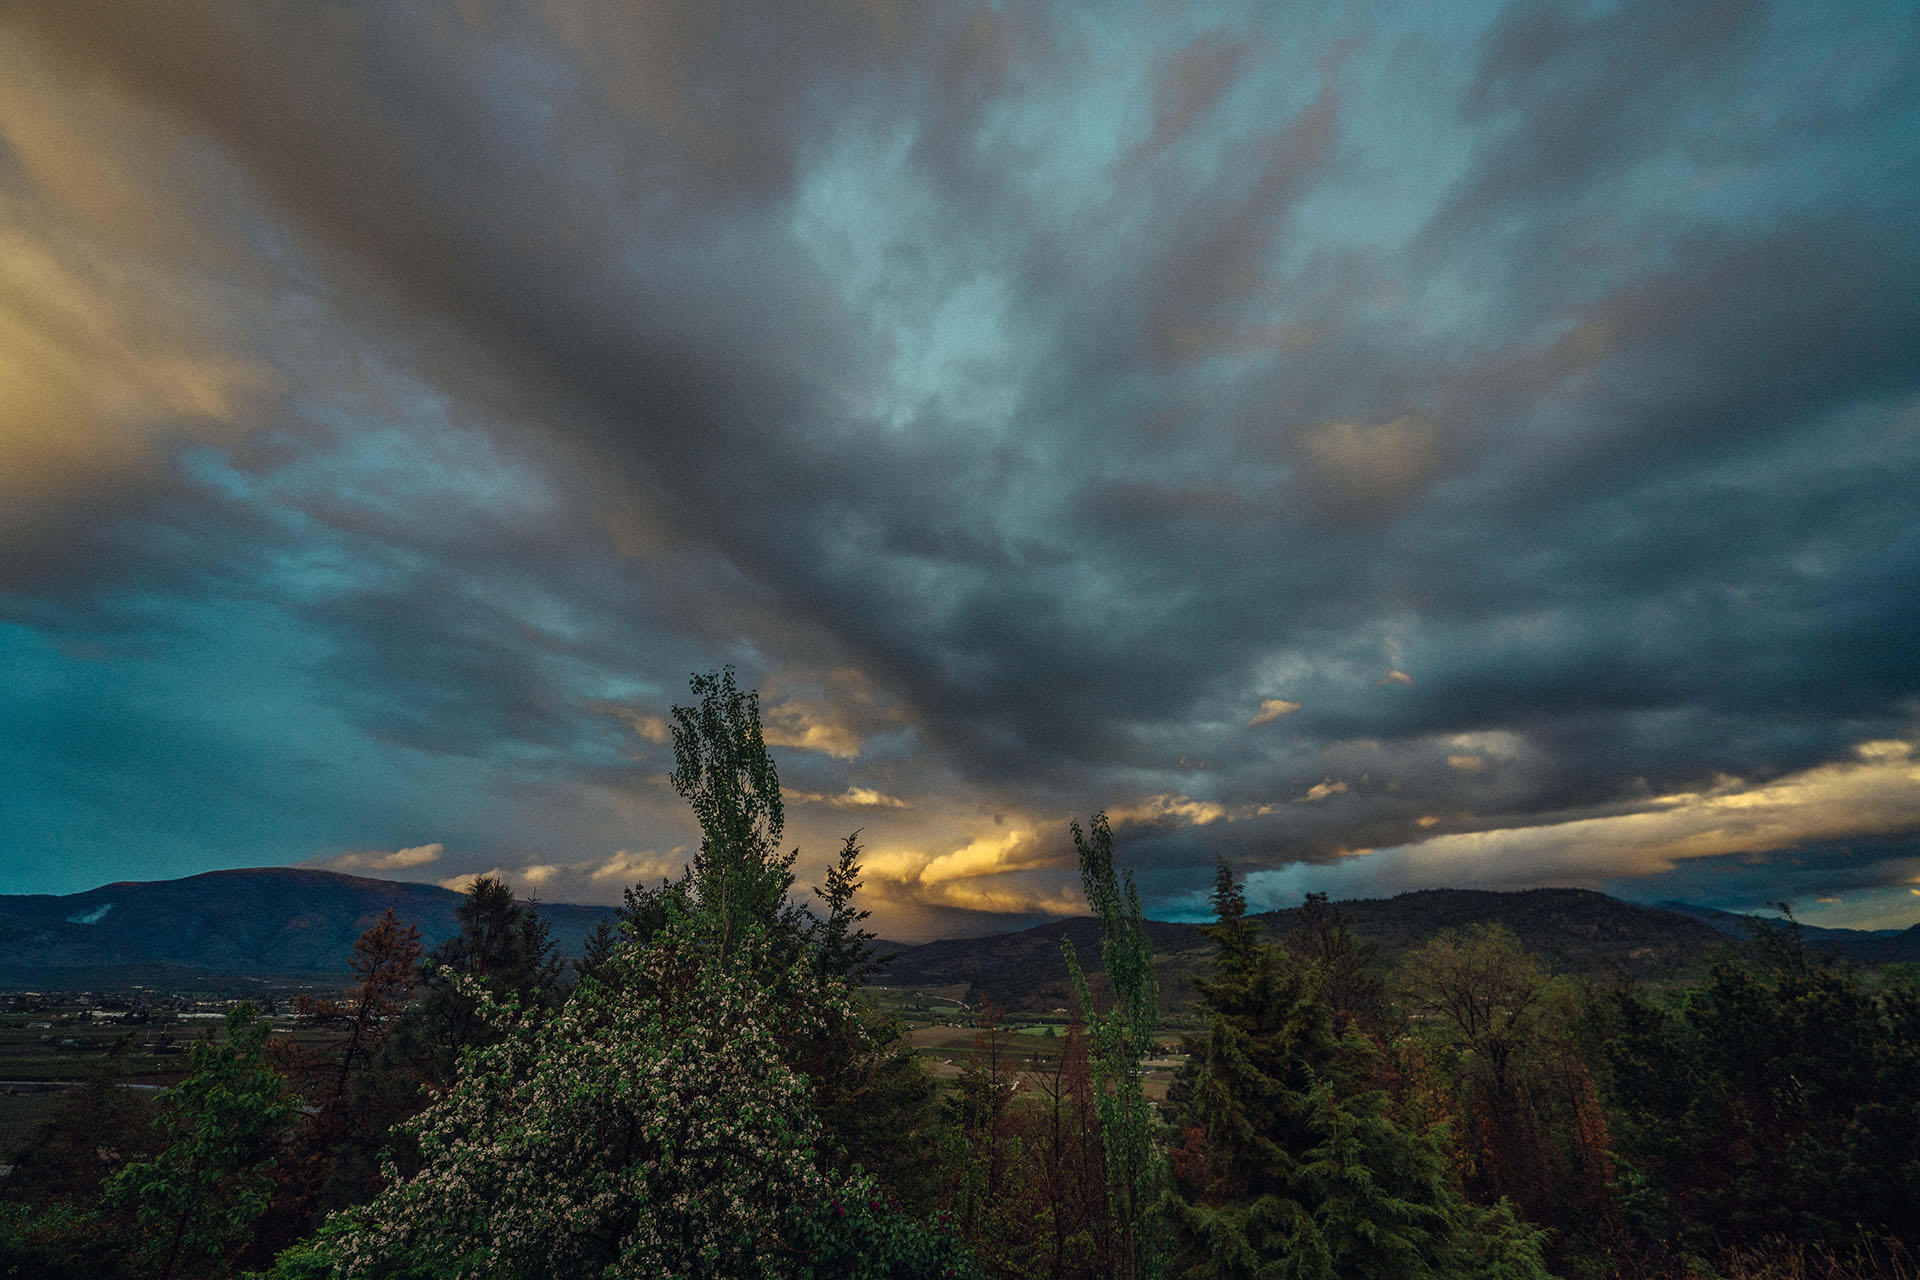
[1603,925,1920,1268]
[1166,867,1549,1280]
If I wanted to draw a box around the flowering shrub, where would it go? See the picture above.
[275,920,973,1279]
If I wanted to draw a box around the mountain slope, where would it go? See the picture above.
[4,870,1912,997]
[0,868,614,986]
[876,888,1896,1014]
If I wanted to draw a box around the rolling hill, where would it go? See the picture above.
[3,870,1912,1000]
[0,867,614,988]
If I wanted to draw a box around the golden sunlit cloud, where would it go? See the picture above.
[1290,738,1920,895]
[1300,415,1438,503]
[758,682,881,759]
[0,42,277,523]
[1447,754,1485,773]
[0,232,274,505]
[1108,794,1230,827]
[1247,697,1301,727]
[789,786,909,809]
[1376,669,1414,687]
[1298,779,1348,802]
[862,826,1081,916]
[324,842,444,872]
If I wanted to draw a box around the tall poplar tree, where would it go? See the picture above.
[1062,811,1164,1280]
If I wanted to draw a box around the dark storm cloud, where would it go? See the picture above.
[2,0,1918,932]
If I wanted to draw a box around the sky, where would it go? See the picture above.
[2,0,1917,941]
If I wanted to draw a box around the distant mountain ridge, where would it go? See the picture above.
[2,869,1914,996]
[0,867,615,988]
[1656,900,1920,968]
[877,888,1748,1013]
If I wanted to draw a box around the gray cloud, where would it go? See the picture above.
[2,0,1917,934]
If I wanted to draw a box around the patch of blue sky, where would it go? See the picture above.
[789,119,1026,437]
[278,403,557,530]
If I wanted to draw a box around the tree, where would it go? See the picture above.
[812,830,887,982]
[105,1003,296,1280]
[1399,924,1612,1243]
[1166,866,1550,1280]
[1603,929,1920,1269]
[253,912,423,1261]
[265,668,979,1278]
[1295,893,1391,1041]
[288,920,976,1279]
[1061,812,1163,1280]
[670,666,795,958]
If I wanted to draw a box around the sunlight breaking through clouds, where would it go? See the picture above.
[0,0,1915,935]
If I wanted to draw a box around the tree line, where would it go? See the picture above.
[4,669,1918,1278]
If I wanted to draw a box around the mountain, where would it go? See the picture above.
[0,867,614,988]
[1656,900,1920,968]
[4,870,1913,997]
[877,888,1920,1014]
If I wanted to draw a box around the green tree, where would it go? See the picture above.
[105,1003,296,1280]
[1061,811,1163,1280]
[670,666,796,958]
[1167,867,1549,1280]
[267,668,976,1278]
[1603,924,1920,1268]
[289,920,974,1279]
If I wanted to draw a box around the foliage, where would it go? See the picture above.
[1603,924,1920,1269]
[1295,893,1392,1041]
[1399,924,1616,1248]
[105,1003,298,1280]
[285,919,972,1279]
[328,875,563,1211]
[253,912,423,1261]
[671,666,797,958]
[1166,866,1551,1280]
[814,830,888,982]
[260,667,976,1279]
[1061,811,1164,1280]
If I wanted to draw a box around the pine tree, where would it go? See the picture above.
[1166,867,1549,1280]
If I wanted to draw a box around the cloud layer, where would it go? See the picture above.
[1,0,1916,936]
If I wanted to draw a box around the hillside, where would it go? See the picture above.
[876,887,1915,1014]
[4,870,1913,998]
[0,867,614,987]
[1658,900,1920,967]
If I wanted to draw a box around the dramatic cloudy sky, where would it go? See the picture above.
[3,0,1917,939]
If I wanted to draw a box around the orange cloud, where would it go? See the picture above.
[1284,738,1920,896]
[1300,415,1439,503]
[1246,697,1301,727]
[325,842,445,872]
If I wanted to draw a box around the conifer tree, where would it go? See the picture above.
[1167,866,1550,1280]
